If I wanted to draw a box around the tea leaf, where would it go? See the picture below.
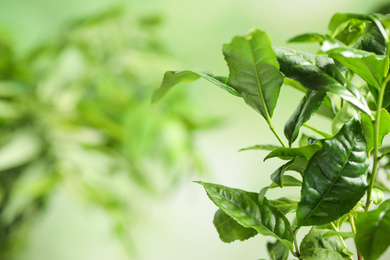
[297,118,369,226]
[152,70,239,104]
[299,228,352,260]
[213,209,258,243]
[355,200,390,260]
[284,90,327,146]
[223,29,284,119]
[196,181,294,251]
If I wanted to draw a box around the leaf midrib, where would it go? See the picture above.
[248,38,271,121]
[300,137,355,226]
[207,186,289,241]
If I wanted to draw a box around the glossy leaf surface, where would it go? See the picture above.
[274,47,371,115]
[196,181,294,250]
[297,118,369,226]
[355,200,390,260]
[284,90,326,146]
[323,43,386,89]
[223,29,284,119]
[152,70,239,104]
[264,144,321,161]
[299,228,351,260]
[270,157,308,187]
[213,209,258,243]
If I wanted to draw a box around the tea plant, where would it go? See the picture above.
[153,13,390,260]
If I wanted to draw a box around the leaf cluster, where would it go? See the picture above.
[0,5,211,258]
[154,12,390,260]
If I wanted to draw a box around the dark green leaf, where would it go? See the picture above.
[355,200,390,260]
[284,90,327,145]
[152,70,239,104]
[196,181,294,250]
[270,157,307,191]
[223,29,284,119]
[213,209,258,243]
[264,144,321,161]
[361,26,387,55]
[267,239,289,260]
[297,118,369,226]
[322,41,386,89]
[287,33,325,44]
[270,161,294,188]
[299,228,352,260]
[239,144,280,152]
[274,47,371,115]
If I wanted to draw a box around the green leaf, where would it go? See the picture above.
[303,124,333,139]
[297,118,369,226]
[284,90,327,146]
[335,20,365,46]
[361,26,387,55]
[264,144,321,161]
[287,33,325,44]
[361,113,375,153]
[269,197,298,214]
[259,175,302,202]
[213,209,258,243]
[152,70,240,104]
[321,231,355,239]
[223,29,284,119]
[355,200,390,260]
[331,102,354,135]
[196,181,294,250]
[328,13,373,39]
[267,239,289,260]
[322,41,386,89]
[274,46,371,115]
[379,108,390,146]
[239,144,280,152]
[299,228,351,260]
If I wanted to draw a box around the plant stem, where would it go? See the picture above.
[267,119,287,147]
[348,214,362,260]
[330,222,353,260]
[292,227,302,260]
[365,75,390,211]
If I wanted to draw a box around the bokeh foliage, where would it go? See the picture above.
[0,5,211,258]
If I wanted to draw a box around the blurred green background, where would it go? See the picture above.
[0,0,389,259]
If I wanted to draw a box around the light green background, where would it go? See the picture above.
[0,0,389,259]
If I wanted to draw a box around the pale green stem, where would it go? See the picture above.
[330,222,353,260]
[365,75,390,211]
[267,118,287,147]
[292,227,302,260]
[348,214,362,260]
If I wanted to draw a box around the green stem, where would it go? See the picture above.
[267,119,287,147]
[330,222,353,260]
[292,227,302,260]
[348,214,362,260]
[365,75,390,211]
